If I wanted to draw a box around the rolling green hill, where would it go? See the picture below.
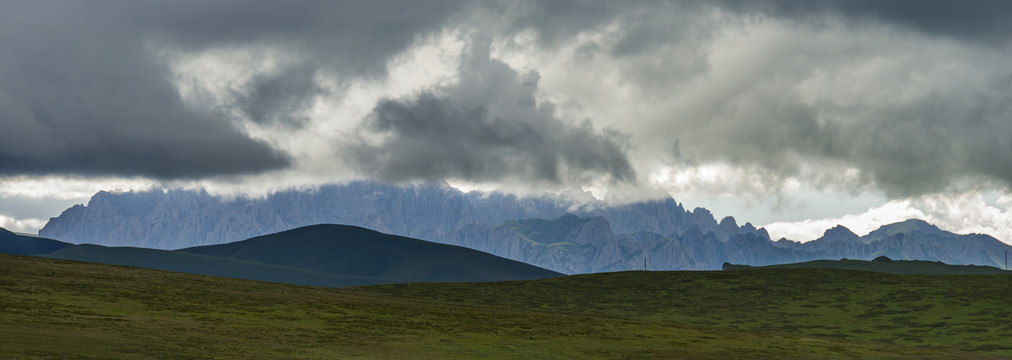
[2,253,1001,359]
[180,224,562,283]
[42,244,386,287]
[722,256,1011,274]
[0,227,72,256]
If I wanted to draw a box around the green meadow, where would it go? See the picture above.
[2,253,1010,359]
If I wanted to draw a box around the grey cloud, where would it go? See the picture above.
[510,1,1012,50]
[233,64,324,127]
[4,0,1010,194]
[669,61,1012,197]
[507,1,713,56]
[503,0,1011,96]
[0,2,287,179]
[0,196,82,220]
[501,0,1012,197]
[135,0,465,76]
[345,39,635,185]
[0,0,464,179]
[746,0,1012,44]
[505,0,627,47]
[852,90,1012,196]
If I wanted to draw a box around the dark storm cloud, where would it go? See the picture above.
[848,87,1012,196]
[0,0,463,179]
[666,56,1012,197]
[233,64,324,127]
[346,40,635,184]
[503,0,1012,196]
[743,0,1012,44]
[510,0,1012,51]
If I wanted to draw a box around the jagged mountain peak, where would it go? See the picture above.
[559,213,581,222]
[822,225,859,240]
[692,207,712,216]
[37,181,1011,271]
[868,219,944,238]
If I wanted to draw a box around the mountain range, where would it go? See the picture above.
[38,181,1012,273]
[4,224,560,287]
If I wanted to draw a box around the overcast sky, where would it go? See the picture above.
[2,0,1011,243]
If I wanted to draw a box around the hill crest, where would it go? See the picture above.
[179,223,562,283]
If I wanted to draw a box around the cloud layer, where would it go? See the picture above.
[764,192,1012,245]
[346,39,635,185]
[0,214,46,235]
[3,0,1012,235]
[490,1,1012,198]
[0,0,463,179]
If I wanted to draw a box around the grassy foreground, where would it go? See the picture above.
[1,253,1009,359]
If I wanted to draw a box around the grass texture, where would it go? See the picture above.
[2,253,1010,359]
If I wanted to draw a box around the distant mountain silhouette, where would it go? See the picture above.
[779,219,1012,268]
[723,257,1010,275]
[36,182,1012,272]
[447,215,1012,272]
[0,227,71,255]
[39,182,760,250]
[37,181,771,271]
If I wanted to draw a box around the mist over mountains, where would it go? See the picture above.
[40,182,1012,273]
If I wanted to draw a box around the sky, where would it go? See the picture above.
[1,0,1012,244]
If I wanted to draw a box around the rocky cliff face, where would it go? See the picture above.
[39,182,1012,273]
[443,215,1012,273]
[41,183,569,249]
[791,220,1010,267]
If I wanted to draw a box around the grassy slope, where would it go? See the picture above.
[42,244,387,287]
[0,253,1007,359]
[724,258,1011,274]
[363,269,1012,355]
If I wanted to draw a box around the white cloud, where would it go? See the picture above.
[0,176,157,200]
[155,29,469,197]
[763,200,928,242]
[763,191,1012,245]
[0,214,47,235]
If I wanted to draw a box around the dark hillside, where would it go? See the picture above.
[722,257,1011,275]
[181,224,562,283]
[0,227,72,255]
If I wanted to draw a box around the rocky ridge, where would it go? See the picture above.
[39,182,1012,273]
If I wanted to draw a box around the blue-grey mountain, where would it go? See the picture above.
[38,182,1012,273]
